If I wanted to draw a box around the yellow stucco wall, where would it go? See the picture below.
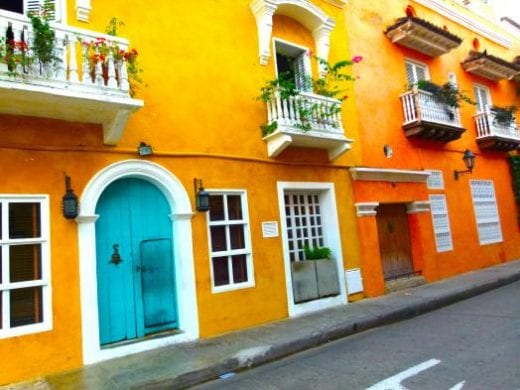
[0,0,362,384]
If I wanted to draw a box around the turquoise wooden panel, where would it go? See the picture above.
[95,178,177,345]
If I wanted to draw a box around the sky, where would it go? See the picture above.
[491,0,520,21]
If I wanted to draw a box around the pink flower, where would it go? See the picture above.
[352,55,363,63]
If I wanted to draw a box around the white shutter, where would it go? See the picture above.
[405,60,428,84]
[426,170,444,189]
[294,51,312,92]
[473,85,490,113]
[429,195,453,252]
[24,0,58,21]
[470,180,503,245]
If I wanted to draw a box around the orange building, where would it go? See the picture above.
[345,0,520,296]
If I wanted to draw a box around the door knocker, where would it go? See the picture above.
[110,244,122,266]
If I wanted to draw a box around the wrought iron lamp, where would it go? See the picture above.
[454,149,476,180]
[62,175,79,219]
[194,178,210,212]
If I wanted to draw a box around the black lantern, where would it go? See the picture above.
[454,149,476,180]
[62,175,79,219]
[194,178,210,212]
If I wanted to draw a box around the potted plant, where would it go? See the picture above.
[291,244,340,303]
[491,105,517,127]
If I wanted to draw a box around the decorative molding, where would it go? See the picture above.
[75,0,91,22]
[355,202,379,217]
[169,212,195,221]
[250,0,336,68]
[411,0,512,48]
[76,214,99,224]
[323,0,347,8]
[350,168,431,183]
[407,201,431,214]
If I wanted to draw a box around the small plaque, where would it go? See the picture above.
[262,221,279,238]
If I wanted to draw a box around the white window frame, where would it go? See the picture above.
[206,190,255,293]
[426,170,444,190]
[429,194,453,252]
[0,195,52,339]
[0,0,66,23]
[473,83,492,113]
[277,182,346,317]
[470,180,503,245]
[405,58,430,84]
[272,38,312,92]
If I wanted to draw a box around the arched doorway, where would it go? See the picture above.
[96,178,177,345]
[77,160,198,364]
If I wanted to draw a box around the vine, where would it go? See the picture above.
[509,155,520,226]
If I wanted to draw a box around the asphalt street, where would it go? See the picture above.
[195,281,520,390]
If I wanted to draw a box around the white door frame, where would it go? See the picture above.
[277,181,347,317]
[77,160,199,364]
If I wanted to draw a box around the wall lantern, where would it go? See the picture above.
[454,149,476,180]
[62,175,79,219]
[138,142,153,156]
[194,178,210,212]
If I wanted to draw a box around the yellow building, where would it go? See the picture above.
[0,0,364,383]
[0,0,518,385]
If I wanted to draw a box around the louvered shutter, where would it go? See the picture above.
[429,195,453,252]
[25,0,58,21]
[426,170,444,189]
[473,85,490,112]
[405,60,427,84]
[470,180,503,245]
[294,52,312,92]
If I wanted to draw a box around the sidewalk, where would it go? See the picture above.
[7,259,520,390]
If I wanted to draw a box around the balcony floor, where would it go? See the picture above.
[403,120,466,142]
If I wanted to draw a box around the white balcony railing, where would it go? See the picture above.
[0,11,143,144]
[401,89,461,127]
[263,91,352,161]
[266,91,344,135]
[474,110,520,140]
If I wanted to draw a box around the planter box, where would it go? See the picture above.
[291,260,319,303]
[291,259,340,304]
[315,259,340,297]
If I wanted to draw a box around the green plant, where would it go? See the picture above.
[304,245,332,260]
[28,0,60,73]
[261,121,278,136]
[415,80,475,109]
[508,155,520,226]
[492,105,517,127]
[105,17,125,36]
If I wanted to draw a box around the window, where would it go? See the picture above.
[274,40,312,92]
[0,196,51,338]
[405,59,429,85]
[284,192,325,262]
[207,192,254,291]
[0,0,59,21]
[473,84,491,112]
[470,180,503,245]
[426,170,444,190]
[429,195,453,252]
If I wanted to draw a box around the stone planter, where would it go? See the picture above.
[291,259,340,304]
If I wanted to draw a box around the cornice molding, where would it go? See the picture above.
[350,168,430,183]
[407,201,431,214]
[355,202,379,217]
[411,0,512,48]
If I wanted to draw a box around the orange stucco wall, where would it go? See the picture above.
[0,0,363,384]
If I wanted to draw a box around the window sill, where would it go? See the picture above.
[211,281,256,294]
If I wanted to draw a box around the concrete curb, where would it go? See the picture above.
[139,264,520,389]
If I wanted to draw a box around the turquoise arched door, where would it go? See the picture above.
[95,178,177,345]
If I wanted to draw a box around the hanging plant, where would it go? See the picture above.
[508,155,520,226]
[491,105,517,127]
[415,80,475,109]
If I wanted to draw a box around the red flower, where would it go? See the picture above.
[352,55,363,63]
[343,95,349,100]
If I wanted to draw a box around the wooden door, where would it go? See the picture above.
[95,178,177,345]
[376,204,414,280]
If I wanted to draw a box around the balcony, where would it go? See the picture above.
[385,16,462,57]
[474,110,520,151]
[400,89,465,142]
[0,12,143,144]
[462,50,520,81]
[262,91,353,161]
